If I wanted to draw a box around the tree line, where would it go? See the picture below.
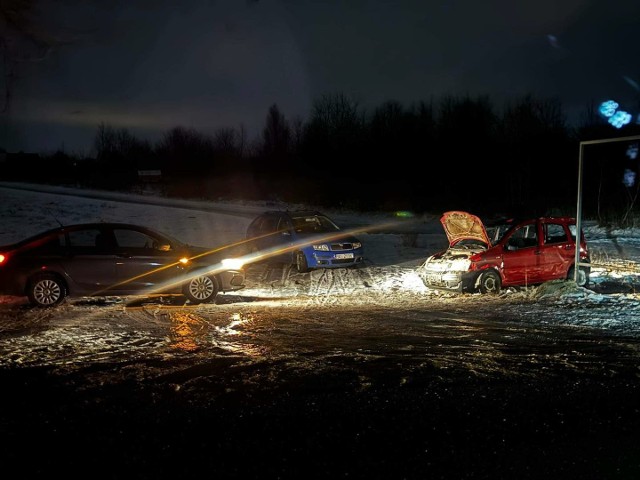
[2,92,640,223]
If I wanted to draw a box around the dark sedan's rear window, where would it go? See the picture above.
[68,229,102,247]
[29,233,65,254]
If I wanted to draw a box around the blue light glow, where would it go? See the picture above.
[599,100,618,117]
[609,111,632,129]
[623,169,636,188]
[599,100,633,129]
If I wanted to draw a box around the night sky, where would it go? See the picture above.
[2,0,640,154]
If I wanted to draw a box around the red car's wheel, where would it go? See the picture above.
[567,266,590,287]
[478,270,501,294]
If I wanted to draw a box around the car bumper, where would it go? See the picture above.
[308,250,365,268]
[217,270,246,292]
[419,268,479,293]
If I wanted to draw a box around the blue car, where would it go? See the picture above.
[246,210,365,273]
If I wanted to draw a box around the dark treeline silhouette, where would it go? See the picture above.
[2,92,640,224]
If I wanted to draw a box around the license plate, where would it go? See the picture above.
[334,253,354,259]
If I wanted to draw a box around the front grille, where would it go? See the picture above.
[330,243,353,251]
[420,272,462,291]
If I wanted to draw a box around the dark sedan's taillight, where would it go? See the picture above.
[0,253,6,264]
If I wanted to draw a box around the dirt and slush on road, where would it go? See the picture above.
[1,269,640,480]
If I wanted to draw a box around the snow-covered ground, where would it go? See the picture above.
[1,181,640,337]
[3,182,640,480]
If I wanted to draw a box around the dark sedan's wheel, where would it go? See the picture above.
[478,270,501,294]
[567,266,590,287]
[184,275,218,304]
[27,273,66,307]
[295,251,309,273]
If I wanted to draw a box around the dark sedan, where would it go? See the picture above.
[0,223,246,307]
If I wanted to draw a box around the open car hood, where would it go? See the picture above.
[440,211,490,247]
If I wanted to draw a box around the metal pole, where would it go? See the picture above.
[574,143,584,281]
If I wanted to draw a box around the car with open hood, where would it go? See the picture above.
[246,210,364,273]
[417,211,590,294]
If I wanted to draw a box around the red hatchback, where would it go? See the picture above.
[418,211,590,294]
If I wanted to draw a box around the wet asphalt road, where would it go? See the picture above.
[1,291,639,480]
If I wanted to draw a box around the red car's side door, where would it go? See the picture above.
[536,222,575,281]
[500,221,546,286]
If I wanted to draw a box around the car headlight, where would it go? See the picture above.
[221,258,244,270]
[312,244,330,251]
[449,258,472,271]
[352,242,362,249]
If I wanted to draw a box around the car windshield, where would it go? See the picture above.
[292,215,340,233]
[486,224,511,244]
[153,230,186,248]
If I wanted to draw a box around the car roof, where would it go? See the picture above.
[441,212,581,248]
[52,222,162,234]
[485,216,576,225]
[261,210,324,216]
[4,223,166,248]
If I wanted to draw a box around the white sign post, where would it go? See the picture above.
[574,134,640,281]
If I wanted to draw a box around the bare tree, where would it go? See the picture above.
[156,126,215,175]
[93,122,116,159]
[289,115,304,154]
[309,92,363,136]
[213,127,237,154]
[261,103,290,158]
[304,92,365,160]
[93,122,143,160]
[236,123,247,158]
